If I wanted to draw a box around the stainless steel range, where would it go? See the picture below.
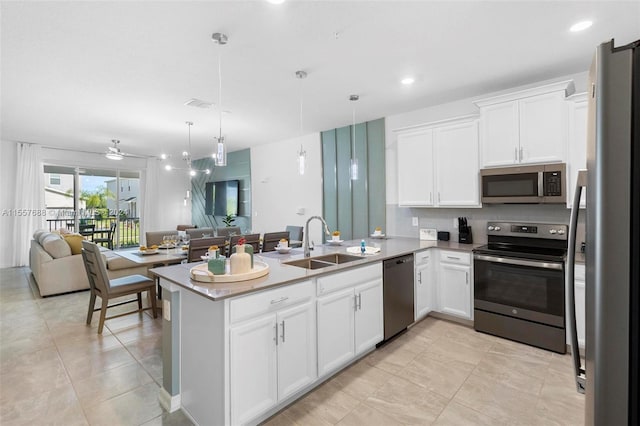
[473,222,568,353]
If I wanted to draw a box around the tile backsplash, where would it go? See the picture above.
[388,204,585,249]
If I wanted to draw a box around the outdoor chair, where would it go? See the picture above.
[94,222,116,249]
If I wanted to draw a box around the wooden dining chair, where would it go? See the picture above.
[285,226,303,248]
[262,231,290,252]
[216,226,241,237]
[94,222,116,249]
[229,233,261,255]
[81,241,157,334]
[187,237,227,262]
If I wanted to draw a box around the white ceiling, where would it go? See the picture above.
[1,1,638,160]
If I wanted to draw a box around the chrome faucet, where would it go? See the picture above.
[304,216,331,257]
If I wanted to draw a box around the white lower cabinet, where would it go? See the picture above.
[415,250,435,320]
[317,263,383,377]
[229,280,316,425]
[438,251,472,320]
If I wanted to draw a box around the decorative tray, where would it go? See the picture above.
[190,261,270,283]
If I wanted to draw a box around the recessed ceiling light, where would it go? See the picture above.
[266,0,285,4]
[401,77,415,85]
[570,20,593,32]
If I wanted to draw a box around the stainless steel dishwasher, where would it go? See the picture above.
[382,254,415,341]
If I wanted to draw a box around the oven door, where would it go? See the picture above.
[473,254,565,327]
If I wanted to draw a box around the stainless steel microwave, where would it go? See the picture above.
[481,163,566,204]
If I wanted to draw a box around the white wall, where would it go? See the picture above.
[0,141,18,268]
[385,71,589,236]
[250,133,323,244]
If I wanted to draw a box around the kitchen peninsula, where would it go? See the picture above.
[151,237,478,425]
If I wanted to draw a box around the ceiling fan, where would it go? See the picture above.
[105,139,141,160]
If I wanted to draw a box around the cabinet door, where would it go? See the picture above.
[230,315,278,425]
[567,95,588,209]
[317,288,355,376]
[277,302,317,400]
[397,130,435,206]
[518,91,567,164]
[415,256,434,320]
[480,101,519,167]
[439,263,471,319]
[434,121,480,206]
[354,279,383,355]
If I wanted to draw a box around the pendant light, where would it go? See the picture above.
[349,94,359,180]
[296,70,307,175]
[164,122,211,176]
[212,32,228,167]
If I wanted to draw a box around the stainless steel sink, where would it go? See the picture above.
[311,253,362,264]
[283,253,362,270]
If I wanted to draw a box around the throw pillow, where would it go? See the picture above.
[41,233,72,258]
[63,234,84,255]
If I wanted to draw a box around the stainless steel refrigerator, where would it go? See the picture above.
[567,38,640,425]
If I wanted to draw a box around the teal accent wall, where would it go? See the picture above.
[191,149,251,232]
[322,118,386,240]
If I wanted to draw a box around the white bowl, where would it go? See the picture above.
[276,247,292,254]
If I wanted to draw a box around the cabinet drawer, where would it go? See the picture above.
[439,250,470,265]
[230,280,314,324]
[415,250,432,265]
[317,263,382,296]
[575,264,585,281]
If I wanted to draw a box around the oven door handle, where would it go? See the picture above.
[473,254,563,271]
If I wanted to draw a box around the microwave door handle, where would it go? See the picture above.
[538,172,544,198]
[567,174,586,394]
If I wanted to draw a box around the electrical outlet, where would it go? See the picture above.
[453,218,458,229]
[412,217,419,227]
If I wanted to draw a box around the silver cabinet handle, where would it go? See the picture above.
[358,294,362,310]
[418,271,422,284]
[274,323,278,346]
[520,147,524,161]
[438,192,441,203]
[515,147,518,162]
[280,320,285,343]
[354,295,358,312]
[429,192,432,204]
[270,296,288,305]
[447,255,460,260]
[466,272,469,284]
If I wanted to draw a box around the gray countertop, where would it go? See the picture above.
[150,237,481,301]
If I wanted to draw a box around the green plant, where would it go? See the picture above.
[222,214,236,227]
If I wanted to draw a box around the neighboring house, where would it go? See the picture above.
[44,187,86,217]
[106,178,139,218]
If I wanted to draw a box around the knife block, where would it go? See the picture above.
[458,227,473,244]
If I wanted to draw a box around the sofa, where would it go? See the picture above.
[29,230,148,297]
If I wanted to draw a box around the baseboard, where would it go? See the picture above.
[158,387,181,413]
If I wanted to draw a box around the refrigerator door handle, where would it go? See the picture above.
[568,169,587,394]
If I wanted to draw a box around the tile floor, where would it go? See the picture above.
[1,267,585,425]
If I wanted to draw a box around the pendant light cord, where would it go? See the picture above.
[218,49,223,140]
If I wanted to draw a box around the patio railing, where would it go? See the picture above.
[46,217,140,248]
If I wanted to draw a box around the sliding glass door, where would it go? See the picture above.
[43,166,141,248]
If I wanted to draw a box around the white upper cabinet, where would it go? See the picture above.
[397,116,480,208]
[434,120,480,206]
[566,92,588,209]
[475,80,573,168]
[397,129,435,206]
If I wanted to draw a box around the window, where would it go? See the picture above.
[49,174,61,185]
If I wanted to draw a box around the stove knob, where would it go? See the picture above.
[558,229,566,235]
[494,226,501,231]
[487,226,495,231]
[549,229,557,234]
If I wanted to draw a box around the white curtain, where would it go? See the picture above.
[140,157,160,245]
[13,143,45,266]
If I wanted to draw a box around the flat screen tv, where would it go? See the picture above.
[205,180,240,216]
